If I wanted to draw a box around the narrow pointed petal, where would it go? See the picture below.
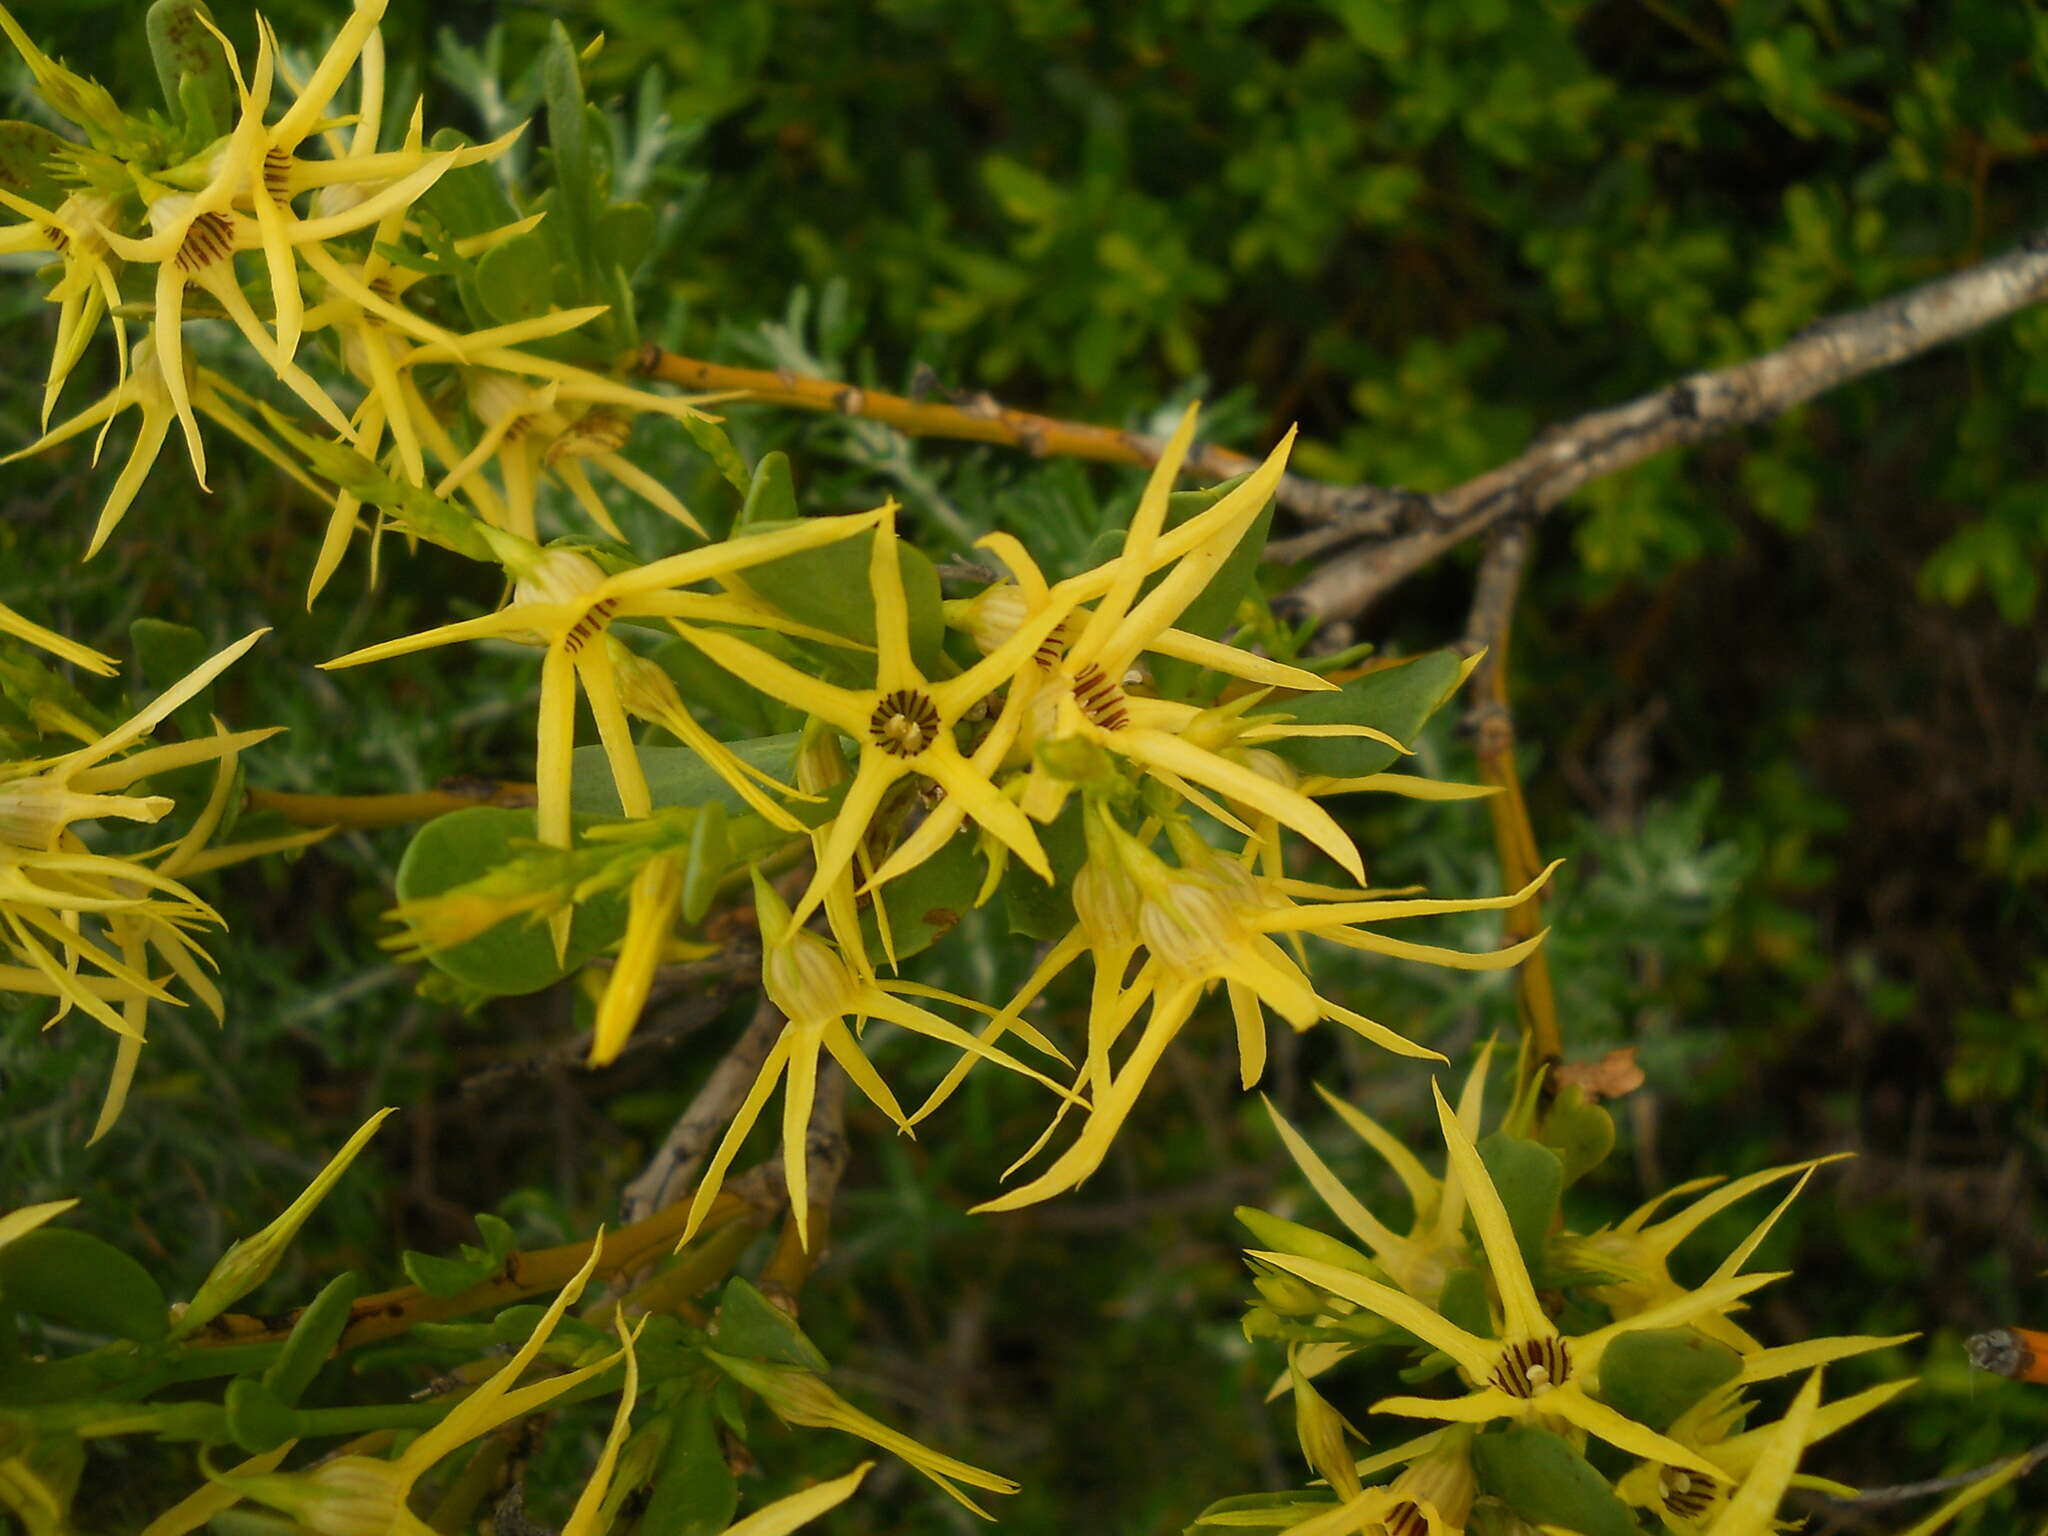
[1144,627,1337,690]
[1255,1249,1500,1381]
[679,1032,792,1250]
[1118,727,1364,879]
[668,625,867,736]
[1313,1082,1439,1220]
[1263,1094,1414,1262]
[1548,1388,1729,1479]
[1263,862,1564,932]
[1069,403,1199,662]
[1430,1079,1549,1342]
[1368,1387,1520,1425]
[1315,925,1549,971]
[782,1029,822,1248]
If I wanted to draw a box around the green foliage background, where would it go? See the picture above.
[3,0,2046,1529]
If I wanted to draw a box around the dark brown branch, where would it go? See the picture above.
[1285,224,2048,619]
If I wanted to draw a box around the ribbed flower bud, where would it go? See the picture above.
[942,581,1033,655]
[0,775,168,853]
[510,547,608,609]
[1385,1432,1477,1534]
[467,369,544,432]
[763,930,862,1029]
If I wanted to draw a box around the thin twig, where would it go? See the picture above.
[632,344,1392,524]
[455,950,754,1103]
[247,778,536,828]
[1821,1439,2048,1509]
[619,998,786,1225]
[1459,520,1562,1081]
[1286,223,2048,619]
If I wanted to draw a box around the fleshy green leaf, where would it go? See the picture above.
[393,808,628,996]
[1470,1425,1643,1536]
[569,736,804,817]
[145,0,232,142]
[1002,797,1086,939]
[642,1390,739,1536]
[0,120,70,210]
[0,1228,167,1342]
[860,827,982,963]
[1264,650,1466,778]
[474,231,557,325]
[709,1276,830,1372]
[1475,1133,1564,1282]
[262,1271,362,1406]
[1597,1329,1743,1434]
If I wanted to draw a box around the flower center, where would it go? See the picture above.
[262,146,294,202]
[174,211,235,272]
[1070,663,1130,730]
[1384,1502,1429,1536]
[870,689,942,757]
[560,596,621,655]
[1490,1336,1571,1398]
[1660,1468,1719,1519]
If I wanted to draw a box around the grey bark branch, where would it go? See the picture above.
[619,997,785,1224]
[1282,224,2048,621]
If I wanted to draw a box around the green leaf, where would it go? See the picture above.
[1436,1265,1493,1340]
[1001,796,1086,939]
[570,736,803,817]
[224,1375,301,1455]
[393,808,628,996]
[681,804,732,925]
[730,506,945,673]
[741,452,799,527]
[1470,1425,1643,1536]
[0,1229,167,1342]
[1264,650,1466,778]
[542,22,597,295]
[262,1271,361,1407]
[1597,1329,1742,1434]
[708,1277,829,1372]
[680,417,751,497]
[597,202,658,277]
[474,232,557,325]
[1538,1087,1617,1187]
[419,130,521,240]
[642,1391,739,1536]
[859,827,982,963]
[1188,1491,1338,1531]
[400,1215,517,1301]
[1237,1208,1376,1274]
[1474,1133,1564,1281]
[0,121,70,211]
[129,618,211,719]
[145,1,232,141]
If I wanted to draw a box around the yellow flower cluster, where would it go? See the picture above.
[1242,1059,1918,1536]
[0,0,712,598]
[0,625,319,1137]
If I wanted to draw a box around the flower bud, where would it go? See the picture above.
[1386,1431,1478,1534]
[0,775,168,852]
[943,582,1035,655]
[510,547,609,609]
[1254,1272,1323,1317]
[763,929,862,1030]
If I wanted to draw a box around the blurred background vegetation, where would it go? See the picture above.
[3,0,2046,1529]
